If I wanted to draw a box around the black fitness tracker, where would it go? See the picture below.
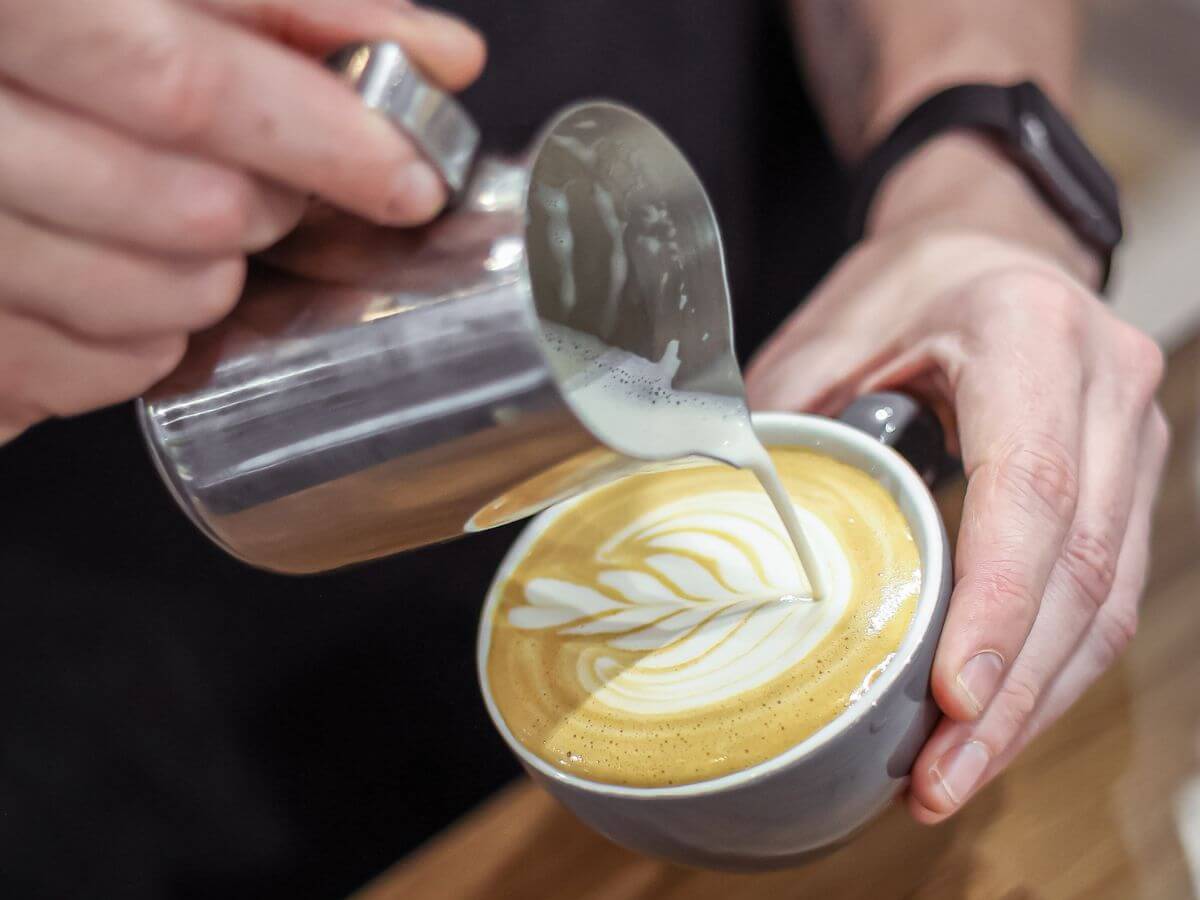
[847,81,1123,291]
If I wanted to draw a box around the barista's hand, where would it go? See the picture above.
[0,0,484,444]
[745,135,1168,823]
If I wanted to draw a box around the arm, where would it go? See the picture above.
[792,0,1099,284]
[794,0,1079,158]
[0,0,484,444]
[750,1,1168,824]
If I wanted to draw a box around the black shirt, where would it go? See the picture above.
[0,3,847,898]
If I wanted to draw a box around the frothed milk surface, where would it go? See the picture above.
[538,322,826,598]
[485,447,921,787]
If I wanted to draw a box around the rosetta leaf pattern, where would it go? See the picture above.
[509,495,801,637]
[506,493,851,714]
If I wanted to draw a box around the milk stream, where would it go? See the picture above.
[539,321,828,601]
[732,441,829,603]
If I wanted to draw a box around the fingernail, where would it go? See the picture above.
[388,161,444,223]
[931,741,990,806]
[956,650,1005,716]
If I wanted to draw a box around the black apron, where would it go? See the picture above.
[0,3,847,897]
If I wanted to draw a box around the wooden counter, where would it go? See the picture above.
[354,335,1200,900]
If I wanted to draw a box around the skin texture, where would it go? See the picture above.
[0,0,485,443]
[755,0,1169,824]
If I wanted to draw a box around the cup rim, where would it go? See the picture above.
[476,410,947,799]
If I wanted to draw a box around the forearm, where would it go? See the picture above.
[793,0,1080,159]
[792,0,1100,286]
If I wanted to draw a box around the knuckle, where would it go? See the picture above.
[245,187,307,252]
[1095,604,1139,664]
[175,172,256,250]
[183,257,246,329]
[1060,528,1120,611]
[129,26,224,142]
[995,437,1079,523]
[908,231,964,283]
[970,270,1086,339]
[68,254,179,340]
[1120,327,1165,397]
[1031,278,1086,340]
[66,257,149,340]
[139,334,189,386]
[992,669,1041,736]
[972,566,1038,623]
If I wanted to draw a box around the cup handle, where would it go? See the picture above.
[327,41,481,196]
[839,392,958,488]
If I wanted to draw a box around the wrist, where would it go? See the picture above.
[865,133,1104,289]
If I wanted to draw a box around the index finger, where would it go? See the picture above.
[0,0,485,224]
[193,0,487,89]
[932,286,1085,722]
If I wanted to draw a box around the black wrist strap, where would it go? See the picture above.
[847,82,1121,292]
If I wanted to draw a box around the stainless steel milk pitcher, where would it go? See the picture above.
[138,41,748,574]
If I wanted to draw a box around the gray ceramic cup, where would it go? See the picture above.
[477,395,953,869]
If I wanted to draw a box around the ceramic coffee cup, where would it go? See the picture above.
[477,393,953,869]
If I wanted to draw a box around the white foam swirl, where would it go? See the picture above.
[506,491,852,716]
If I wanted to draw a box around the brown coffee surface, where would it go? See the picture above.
[485,447,920,787]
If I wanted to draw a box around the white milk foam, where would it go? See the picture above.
[538,321,828,599]
[507,490,852,716]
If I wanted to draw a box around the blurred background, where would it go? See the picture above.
[1065,3,1200,894]
[1083,0,1200,349]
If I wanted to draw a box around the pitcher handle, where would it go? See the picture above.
[839,392,958,488]
[327,41,481,196]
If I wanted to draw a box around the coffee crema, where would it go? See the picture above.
[484,447,921,787]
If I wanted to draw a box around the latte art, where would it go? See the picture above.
[485,447,920,787]
[509,492,852,716]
